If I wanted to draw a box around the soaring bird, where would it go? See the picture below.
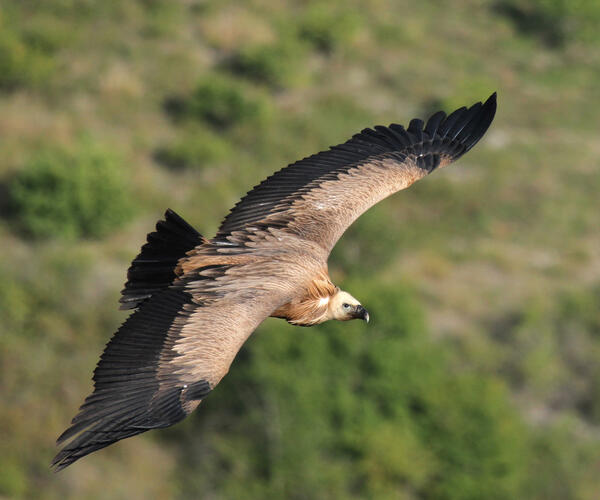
[53,93,497,470]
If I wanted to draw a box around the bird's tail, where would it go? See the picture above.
[119,209,207,310]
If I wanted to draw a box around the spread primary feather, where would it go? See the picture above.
[53,93,497,470]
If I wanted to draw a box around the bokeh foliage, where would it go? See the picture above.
[179,75,273,130]
[8,140,134,239]
[1,0,599,499]
[0,8,56,90]
[497,0,600,45]
[225,39,307,88]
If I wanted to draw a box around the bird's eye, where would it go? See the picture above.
[343,303,350,310]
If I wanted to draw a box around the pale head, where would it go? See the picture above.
[327,290,369,322]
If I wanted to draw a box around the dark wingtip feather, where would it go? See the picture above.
[407,118,424,142]
[424,110,446,138]
[428,92,497,161]
[458,92,497,155]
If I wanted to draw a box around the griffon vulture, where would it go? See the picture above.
[53,93,497,470]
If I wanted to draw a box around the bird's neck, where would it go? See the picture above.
[271,272,338,326]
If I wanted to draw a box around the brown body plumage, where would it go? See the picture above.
[53,94,497,470]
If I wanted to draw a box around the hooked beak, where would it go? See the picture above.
[354,305,370,323]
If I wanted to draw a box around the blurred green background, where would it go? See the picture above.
[1,0,599,498]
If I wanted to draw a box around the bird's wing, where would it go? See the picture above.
[215,94,496,255]
[52,262,294,471]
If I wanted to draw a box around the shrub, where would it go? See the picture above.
[498,0,600,45]
[0,9,57,91]
[8,140,134,239]
[226,39,306,88]
[185,75,272,129]
[138,0,184,38]
[0,28,54,91]
[154,126,231,170]
[298,5,361,53]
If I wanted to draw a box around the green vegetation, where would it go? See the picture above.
[8,140,134,239]
[226,40,307,88]
[179,75,272,129]
[498,0,600,45]
[0,0,599,498]
[0,13,55,90]
[298,4,361,53]
[154,126,231,170]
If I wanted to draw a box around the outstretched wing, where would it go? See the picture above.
[216,94,496,254]
[52,263,291,471]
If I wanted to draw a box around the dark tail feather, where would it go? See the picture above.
[119,209,206,310]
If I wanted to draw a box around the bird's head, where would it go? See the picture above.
[329,290,369,323]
